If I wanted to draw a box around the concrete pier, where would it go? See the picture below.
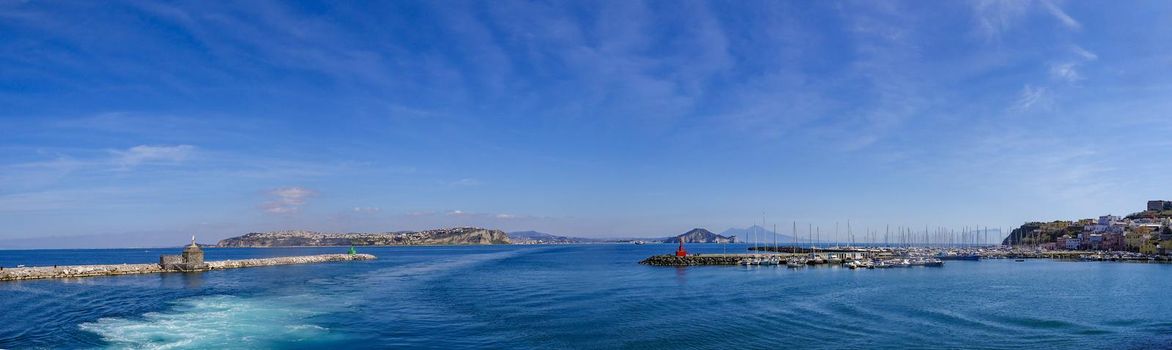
[0,253,376,282]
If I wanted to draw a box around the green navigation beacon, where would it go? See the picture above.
[348,246,357,256]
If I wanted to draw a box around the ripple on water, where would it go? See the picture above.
[5,246,1172,349]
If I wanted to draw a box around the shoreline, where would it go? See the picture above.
[0,244,517,251]
[0,242,653,252]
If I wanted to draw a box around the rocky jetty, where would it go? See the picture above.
[0,263,163,281]
[206,253,375,269]
[0,253,376,282]
[216,227,511,247]
[640,254,744,266]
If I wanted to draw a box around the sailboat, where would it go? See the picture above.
[758,221,780,265]
[787,221,806,268]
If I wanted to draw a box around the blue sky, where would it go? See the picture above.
[2,1,1171,247]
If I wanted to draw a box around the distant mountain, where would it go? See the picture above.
[508,231,597,244]
[664,228,735,243]
[216,227,511,247]
[721,225,798,244]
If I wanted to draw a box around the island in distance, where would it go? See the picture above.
[665,228,737,243]
[214,226,771,247]
[216,227,510,247]
[511,227,762,244]
[510,229,743,244]
[508,230,601,244]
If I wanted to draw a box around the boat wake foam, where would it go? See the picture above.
[78,294,349,349]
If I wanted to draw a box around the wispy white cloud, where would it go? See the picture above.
[1048,46,1097,84]
[112,145,195,168]
[1071,45,1098,61]
[2,144,201,196]
[982,2,1090,113]
[1049,62,1082,82]
[51,112,273,143]
[449,178,481,187]
[818,2,931,150]
[972,0,1080,40]
[352,206,380,213]
[0,154,84,190]
[1040,0,1081,30]
[972,0,1030,40]
[1011,84,1051,112]
[5,1,1172,241]
[261,186,316,214]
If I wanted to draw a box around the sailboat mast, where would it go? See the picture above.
[792,221,797,254]
[773,224,778,253]
[762,212,768,253]
[847,220,852,248]
[752,224,758,255]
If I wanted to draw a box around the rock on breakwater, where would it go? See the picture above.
[640,254,745,266]
[207,253,376,269]
[0,253,377,282]
[0,263,164,281]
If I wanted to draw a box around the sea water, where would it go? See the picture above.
[1,244,1170,349]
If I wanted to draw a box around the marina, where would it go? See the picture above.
[641,250,946,269]
[643,244,1172,268]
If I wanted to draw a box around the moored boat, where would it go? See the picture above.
[786,258,806,268]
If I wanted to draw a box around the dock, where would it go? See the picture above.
[0,253,376,282]
[640,253,837,266]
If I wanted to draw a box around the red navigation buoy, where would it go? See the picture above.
[675,237,688,257]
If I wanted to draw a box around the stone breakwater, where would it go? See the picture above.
[206,254,376,269]
[640,254,745,266]
[0,253,376,282]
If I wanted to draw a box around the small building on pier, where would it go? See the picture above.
[159,237,208,271]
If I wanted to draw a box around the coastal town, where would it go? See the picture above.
[1003,200,1172,256]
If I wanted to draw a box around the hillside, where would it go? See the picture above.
[216,227,511,247]
[721,225,797,244]
[1126,210,1172,220]
[663,228,736,243]
[508,231,598,244]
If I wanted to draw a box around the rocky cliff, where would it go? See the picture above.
[216,227,511,247]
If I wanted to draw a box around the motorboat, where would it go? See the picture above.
[786,258,806,268]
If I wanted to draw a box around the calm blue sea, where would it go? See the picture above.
[1,244,1170,349]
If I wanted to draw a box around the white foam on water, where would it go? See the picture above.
[79,295,346,349]
[77,249,544,349]
[359,248,536,283]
